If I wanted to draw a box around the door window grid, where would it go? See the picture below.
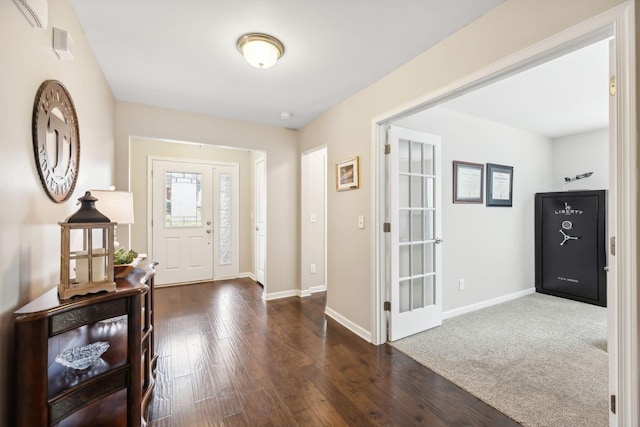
[398,139,437,313]
[165,172,202,227]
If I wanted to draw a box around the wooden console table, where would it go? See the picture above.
[14,260,157,426]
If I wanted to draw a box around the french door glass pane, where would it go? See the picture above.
[411,211,423,241]
[399,175,410,208]
[399,280,411,313]
[412,277,424,309]
[399,210,410,243]
[411,141,423,174]
[424,210,435,240]
[411,176,423,208]
[424,178,435,208]
[412,244,424,276]
[423,144,434,175]
[424,274,435,306]
[399,245,410,278]
[399,139,410,174]
[425,244,435,273]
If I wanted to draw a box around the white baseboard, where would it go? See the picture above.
[264,289,299,300]
[325,306,372,342]
[309,285,326,294]
[442,287,536,320]
[238,272,256,281]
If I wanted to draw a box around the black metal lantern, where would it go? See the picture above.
[59,191,116,299]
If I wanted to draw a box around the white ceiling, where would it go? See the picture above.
[435,38,610,138]
[68,0,505,129]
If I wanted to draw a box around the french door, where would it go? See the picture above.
[151,159,238,285]
[388,126,443,341]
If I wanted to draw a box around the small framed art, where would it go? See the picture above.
[486,163,513,207]
[453,161,484,203]
[336,157,359,191]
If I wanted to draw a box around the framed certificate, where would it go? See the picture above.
[486,163,513,207]
[453,161,484,204]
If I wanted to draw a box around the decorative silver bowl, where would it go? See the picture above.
[55,341,110,371]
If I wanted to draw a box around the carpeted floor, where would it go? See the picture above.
[390,292,608,427]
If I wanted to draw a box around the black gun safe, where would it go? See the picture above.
[534,190,607,307]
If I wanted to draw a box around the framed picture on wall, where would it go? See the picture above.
[453,161,484,203]
[486,163,513,207]
[336,157,359,191]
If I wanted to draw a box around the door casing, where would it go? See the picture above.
[372,3,636,426]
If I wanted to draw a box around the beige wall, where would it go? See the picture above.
[128,137,255,274]
[299,0,627,335]
[115,102,299,295]
[552,128,610,191]
[0,0,115,421]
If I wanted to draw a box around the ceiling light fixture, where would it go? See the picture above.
[236,33,284,69]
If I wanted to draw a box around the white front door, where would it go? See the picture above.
[152,159,213,285]
[388,126,443,341]
[255,158,266,285]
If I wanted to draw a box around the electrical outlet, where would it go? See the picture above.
[358,215,365,229]
[459,279,465,290]
[310,264,316,274]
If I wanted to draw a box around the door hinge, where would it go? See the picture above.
[384,301,391,311]
[610,394,616,414]
[609,76,616,96]
[610,236,616,256]
[384,144,391,155]
[383,222,391,232]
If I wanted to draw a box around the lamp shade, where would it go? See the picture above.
[91,190,135,225]
[237,33,284,69]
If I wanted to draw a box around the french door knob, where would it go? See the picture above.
[434,238,443,244]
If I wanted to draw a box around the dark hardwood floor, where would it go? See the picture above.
[149,278,520,427]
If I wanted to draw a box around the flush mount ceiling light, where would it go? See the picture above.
[236,33,284,69]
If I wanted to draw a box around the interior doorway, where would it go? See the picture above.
[301,147,327,295]
[374,6,637,425]
[254,156,267,287]
[128,137,265,289]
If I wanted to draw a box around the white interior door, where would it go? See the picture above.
[255,158,266,285]
[212,164,239,280]
[152,160,213,285]
[388,126,442,341]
